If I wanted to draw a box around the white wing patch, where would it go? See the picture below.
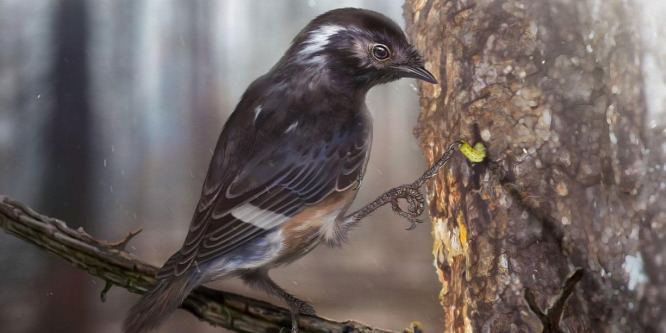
[284,121,299,134]
[253,105,262,124]
[231,204,291,230]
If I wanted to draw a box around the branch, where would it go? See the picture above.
[0,195,395,333]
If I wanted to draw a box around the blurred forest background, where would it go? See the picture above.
[0,1,443,333]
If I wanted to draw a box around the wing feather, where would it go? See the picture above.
[158,108,372,278]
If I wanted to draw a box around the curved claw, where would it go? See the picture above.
[408,200,425,216]
[385,184,425,230]
[389,186,427,230]
[406,190,425,215]
[405,219,424,231]
[405,195,422,215]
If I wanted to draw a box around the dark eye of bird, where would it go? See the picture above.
[371,44,390,60]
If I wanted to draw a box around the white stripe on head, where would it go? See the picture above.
[230,204,291,230]
[298,25,346,59]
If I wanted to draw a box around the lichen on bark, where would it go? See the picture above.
[404,0,666,332]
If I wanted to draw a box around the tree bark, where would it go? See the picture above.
[405,0,666,332]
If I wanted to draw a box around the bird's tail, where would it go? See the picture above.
[123,272,202,333]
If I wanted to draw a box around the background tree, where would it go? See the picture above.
[405,0,666,331]
[36,1,94,331]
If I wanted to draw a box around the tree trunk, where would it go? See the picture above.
[404,0,666,332]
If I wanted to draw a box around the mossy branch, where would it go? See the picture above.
[0,195,394,333]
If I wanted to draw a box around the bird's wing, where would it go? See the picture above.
[157,118,370,278]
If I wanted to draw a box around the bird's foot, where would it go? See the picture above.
[286,305,316,333]
[290,312,299,333]
[343,139,482,231]
[278,313,300,333]
[387,184,426,230]
[283,297,316,333]
[386,140,484,229]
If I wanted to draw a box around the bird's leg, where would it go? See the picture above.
[241,271,315,333]
[343,140,485,230]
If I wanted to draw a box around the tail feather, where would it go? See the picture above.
[123,273,201,333]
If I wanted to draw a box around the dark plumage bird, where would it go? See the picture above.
[124,7,436,333]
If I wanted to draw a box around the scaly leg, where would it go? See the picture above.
[342,140,486,230]
[241,270,315,333]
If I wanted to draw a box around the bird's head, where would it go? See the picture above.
[279,8,437,91]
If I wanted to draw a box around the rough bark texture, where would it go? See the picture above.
[405,0,666,332]
[0,195,396,333]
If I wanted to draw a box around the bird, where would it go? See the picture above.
[124,7,437,333]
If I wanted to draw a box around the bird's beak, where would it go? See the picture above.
[393,65,438,84]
